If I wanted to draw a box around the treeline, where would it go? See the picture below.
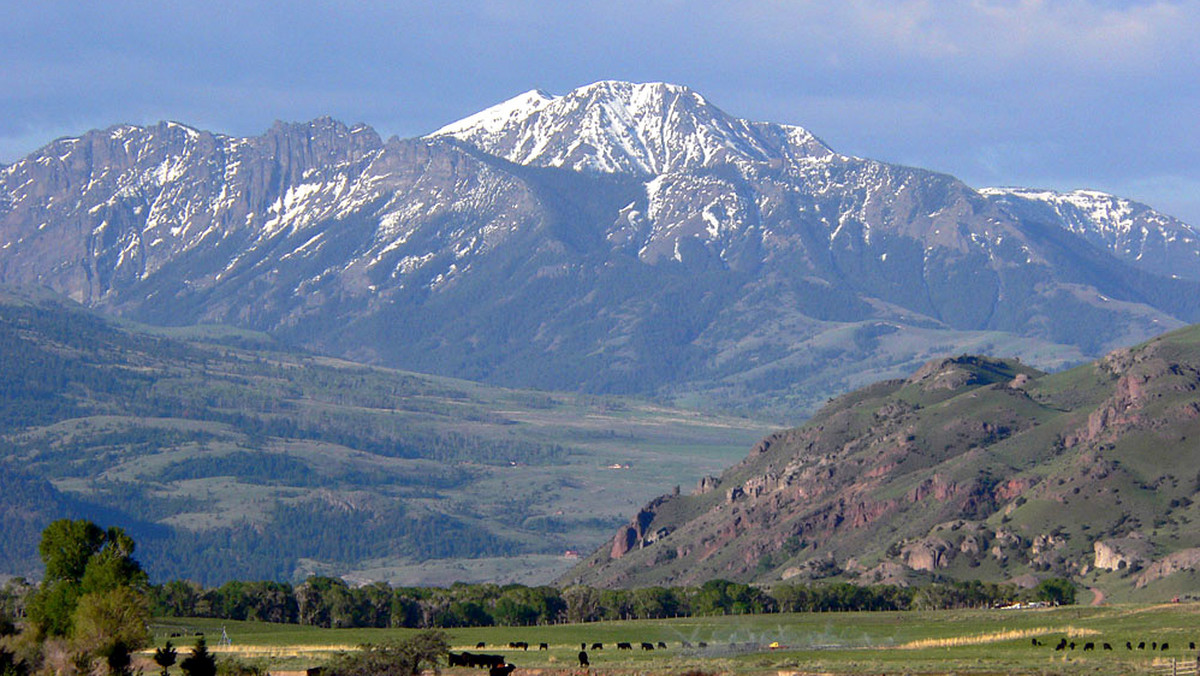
[149,577,1075,629]
[136,504,522,585]
[0,298,567,470]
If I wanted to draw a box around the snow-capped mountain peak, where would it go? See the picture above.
[428,80,828,175]
[431,89,556,138]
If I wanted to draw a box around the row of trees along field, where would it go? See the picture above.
[1,520,1078,640]
[139,576,1074,629]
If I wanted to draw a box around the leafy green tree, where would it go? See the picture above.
[443,601,491,628]
[561,586,602,623]
[39,520,105,583]
[771,583,812,612]
[180,637,217,676]
[296,576,352,628]
[71,586,151,658]
[152,580,201,617]
[691,579,736,615]
[80,528,147,595]
[1034,578,1076,606]
[492,595,538,626]
[631,586,678,619]
[25,579,81,638]
[154,642,178,676]
[389,592,423,628]
[325,632,448,676]
[27,520,147,638]
[911,584,962,610]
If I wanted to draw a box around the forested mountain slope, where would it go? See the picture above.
[0,289,769,585]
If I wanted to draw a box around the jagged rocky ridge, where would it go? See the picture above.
[3,81,1200,414]
[564,324,1200,599]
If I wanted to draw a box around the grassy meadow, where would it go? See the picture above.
[148,602,1200,675]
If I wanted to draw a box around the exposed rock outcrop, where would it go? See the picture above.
[902,537,953,571]
[1135,548,1200,588]
[1093,535,1152,571]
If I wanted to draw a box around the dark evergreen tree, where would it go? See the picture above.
[153,641,178,676]
[180,637,217,676]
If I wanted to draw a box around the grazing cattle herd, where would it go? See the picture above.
[1043,637,1188,653]
[448,634,1199,672]
[448,638,714,672]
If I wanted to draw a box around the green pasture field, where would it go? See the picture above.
[150,602,1200,675]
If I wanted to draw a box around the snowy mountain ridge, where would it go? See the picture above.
[981,186,1200,280]
[429,80,832,176]
[3,81,1200,414]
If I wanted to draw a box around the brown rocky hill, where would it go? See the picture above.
[562,325,1200,601]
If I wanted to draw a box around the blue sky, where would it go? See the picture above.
[4,1,1199,224]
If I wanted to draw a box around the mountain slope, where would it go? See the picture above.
[3,82,1200,415]
[0,289,770,585]
[563,324,1200,601]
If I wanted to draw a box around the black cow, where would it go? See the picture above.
[697,642,708,648]
[465,653,505,668]
[1054,638,1066,651]
[578,651,589,668]
[1139,642,1146,650]
[656,642,667,649]
[538,643,548,651]
[1126,642,1133,650]
[1162,643,1170,651]
[580,643,586,651]
[1083,642,1094,651]
[591,643,603,650]
[1103,643,1112,650]
[1031,638,1041,647]
[1153,642,1158,650]
[476,643,486,649]
[449,653,467,667]
[641,642,654,651]
[1068,641,1076,650]
[489,665,515,676]
[616,642,632,650]
[1191,642,1196,651]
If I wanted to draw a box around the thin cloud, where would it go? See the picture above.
[1,1,1197,224]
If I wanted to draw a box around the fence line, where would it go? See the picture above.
[1148,657,1200,676]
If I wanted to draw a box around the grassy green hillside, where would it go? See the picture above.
[0,288,774,585]
[566,325,1200,600]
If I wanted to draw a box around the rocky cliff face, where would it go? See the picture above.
[563,326,1200,599]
